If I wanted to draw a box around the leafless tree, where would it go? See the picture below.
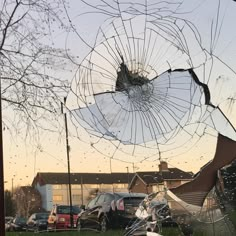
[0,0,75,142]
[14,186,43,218]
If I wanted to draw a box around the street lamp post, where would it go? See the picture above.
[61,98,73,228]
[11,178,14,196]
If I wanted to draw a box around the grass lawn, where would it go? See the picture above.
[5,227,182,236]
[229,209,236,228]
[6,230,123,236]
[5,222,236,236]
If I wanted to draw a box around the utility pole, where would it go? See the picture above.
[80,176,83,206]
[109,158,115,192]
[11,178,14,197]
[61,97,73,228]
[126,167,130,192]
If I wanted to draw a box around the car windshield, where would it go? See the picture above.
[57,205,80,214]
[37,213,49,220]
[15,217,26,223]
[87,197,97,209]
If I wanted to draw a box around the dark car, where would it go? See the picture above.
[26,212,49,232]
[6,217,27,231]
[47,205,81,230]
[77,192,147,232]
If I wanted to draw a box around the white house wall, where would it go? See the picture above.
[35,183,53,211]
[36,182,129,210]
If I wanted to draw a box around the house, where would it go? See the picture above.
[129,161,194,194]
[31,163,194,212]
[128,161,194,212]
[32,172,134,211]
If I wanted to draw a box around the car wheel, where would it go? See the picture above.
[77,218,82,232]
[46,225,51,232]
[34,226,39,233]
[100,215,107,232]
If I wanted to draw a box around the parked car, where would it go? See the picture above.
[47,205,81,230]
[5,216,13,223]
[26,212,49,232]
[6,216,27,231]
[77,192,147,232]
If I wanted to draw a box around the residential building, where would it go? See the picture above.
[32,172,134,211]
[31,163,194,212]
[129,161,194,212]
[129,161,194,194]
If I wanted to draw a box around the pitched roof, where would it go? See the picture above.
[134,168,194,185]
[32,172,135,186]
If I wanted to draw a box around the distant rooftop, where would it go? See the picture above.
[134,168,194,185]
[32,164,193,187]
[32,172,134,186]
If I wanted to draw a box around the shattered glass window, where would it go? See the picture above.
[2,0,236,235]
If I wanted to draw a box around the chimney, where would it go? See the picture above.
[158,161,169,172]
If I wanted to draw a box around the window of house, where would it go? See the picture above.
[72,194,80,201]
[53,185,62,189]
[71,184,79,189]
[88,184,99,188]
[53,195,63,201]
[113,183,126,188]
[153,184,164,192]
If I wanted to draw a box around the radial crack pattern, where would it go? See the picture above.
[67,0,236,163]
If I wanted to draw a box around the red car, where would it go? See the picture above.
[47,205,81,230]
